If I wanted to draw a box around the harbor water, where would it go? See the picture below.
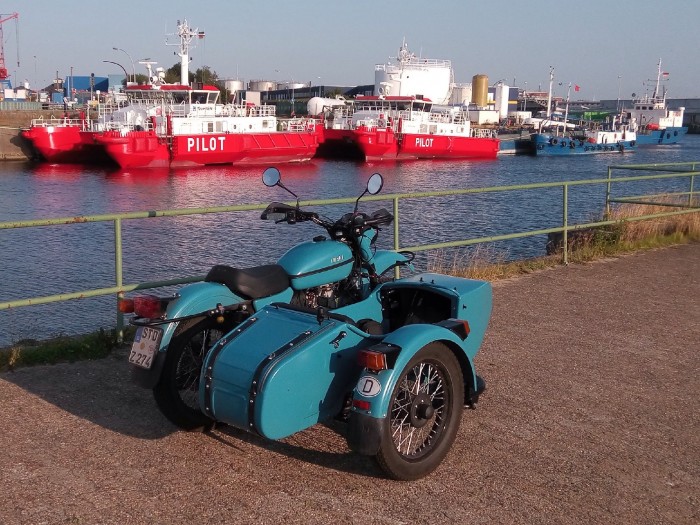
[1,137,699,346]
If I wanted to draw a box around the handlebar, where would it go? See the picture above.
[261,203,393,238]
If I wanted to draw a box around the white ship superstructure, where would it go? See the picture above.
[374,40,453,105]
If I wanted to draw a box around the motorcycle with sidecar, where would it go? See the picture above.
[122,168,413,430]
[123,168,493,480]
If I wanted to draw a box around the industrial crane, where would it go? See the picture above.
[0,12,19,82]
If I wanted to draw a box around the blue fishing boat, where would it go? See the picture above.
[624,60,687,146]
[532,114,636,156]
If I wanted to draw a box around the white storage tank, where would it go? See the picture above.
[224,79,245,93]
[307,96,347,116]
[450,84,472,106]
[248,80,277,92]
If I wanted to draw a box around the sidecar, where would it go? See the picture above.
[199,272,492,480]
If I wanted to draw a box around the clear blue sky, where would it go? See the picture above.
[5,0,699,100]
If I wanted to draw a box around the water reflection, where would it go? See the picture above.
[2,136,699,345]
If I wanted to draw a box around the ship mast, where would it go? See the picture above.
[651,58,662,101]
[166,19,204,86]
[546,66,554,118]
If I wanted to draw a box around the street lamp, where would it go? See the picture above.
[113,47,135,83]
[103,60,129,89]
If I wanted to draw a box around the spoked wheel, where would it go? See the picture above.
[153,316,232,431]
[376,342,464,480]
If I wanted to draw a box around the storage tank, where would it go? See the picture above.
[472,74,489,107]
[247,80,277,92]
[450,84,472,106]
[307,96,347,116]
[224,79,245,93]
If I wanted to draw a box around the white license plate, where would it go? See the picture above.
[129,326,163,369]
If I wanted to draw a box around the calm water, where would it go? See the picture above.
[2,137,699,345]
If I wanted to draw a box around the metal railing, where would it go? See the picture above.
[1,162,697,340]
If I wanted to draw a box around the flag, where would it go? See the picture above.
[662,71,669,77]
[198,31,205,39]
[574,84,580,92]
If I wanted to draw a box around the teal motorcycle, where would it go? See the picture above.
[123,168,413,431]
[124,168,492,480]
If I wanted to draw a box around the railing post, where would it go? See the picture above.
[114,218,124,343]
[393,196,401,280]
[563,184,569,265]
[605,166,612,217]
[689,172,695,208]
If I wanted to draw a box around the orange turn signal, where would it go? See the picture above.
[118,298,134,313]
[357,350,387,371]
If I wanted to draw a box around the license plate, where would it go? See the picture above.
[129,326,163,369]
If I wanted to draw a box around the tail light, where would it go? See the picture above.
[352,399,371,411]
[120,294,171,319]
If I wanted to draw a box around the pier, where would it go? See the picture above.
[1,242,697,523]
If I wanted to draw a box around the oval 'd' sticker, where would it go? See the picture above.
[357,376,381,397]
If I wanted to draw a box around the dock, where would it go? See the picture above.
[0,242,698,524]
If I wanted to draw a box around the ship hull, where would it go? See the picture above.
[634,126,688,146]
[96,130,320,168]
[21,126,112,165]
[532,134,636,155]
[354,128,499,161]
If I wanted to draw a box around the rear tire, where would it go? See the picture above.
[375,342,464,480]
[153,316,232,431]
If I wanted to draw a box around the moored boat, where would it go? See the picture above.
[532,114,636,155]
[624,59,687,145]
[95,84,321,168]
[318,95,498,161]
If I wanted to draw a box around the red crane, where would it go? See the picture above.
[0,12,19,81]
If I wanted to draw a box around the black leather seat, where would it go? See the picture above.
[205,264,290,300]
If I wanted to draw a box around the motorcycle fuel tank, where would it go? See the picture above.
[277,238,354,289]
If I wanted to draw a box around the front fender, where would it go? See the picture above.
[370,249,413,275]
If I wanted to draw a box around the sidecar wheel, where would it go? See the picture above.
[375,342,463,481]
[153,317,231,431]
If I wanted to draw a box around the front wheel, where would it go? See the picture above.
[376,342,464,480]
[153,316,233,431]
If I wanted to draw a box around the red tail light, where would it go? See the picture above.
[133,294,169,319]
[353,399,371,411]
[357,350,387,371]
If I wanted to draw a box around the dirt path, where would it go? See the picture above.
[1,244,698,525]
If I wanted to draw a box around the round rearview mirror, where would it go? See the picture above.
[367,173,383,195]
[262,167,281,187]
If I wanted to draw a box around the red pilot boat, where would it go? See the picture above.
[321,95,499,161]
[95,85,322,169]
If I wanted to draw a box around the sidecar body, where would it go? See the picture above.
[199,272,492,448]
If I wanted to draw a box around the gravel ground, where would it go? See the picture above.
[1,243,698,525]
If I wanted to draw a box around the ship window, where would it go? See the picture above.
[207,122,214,133]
